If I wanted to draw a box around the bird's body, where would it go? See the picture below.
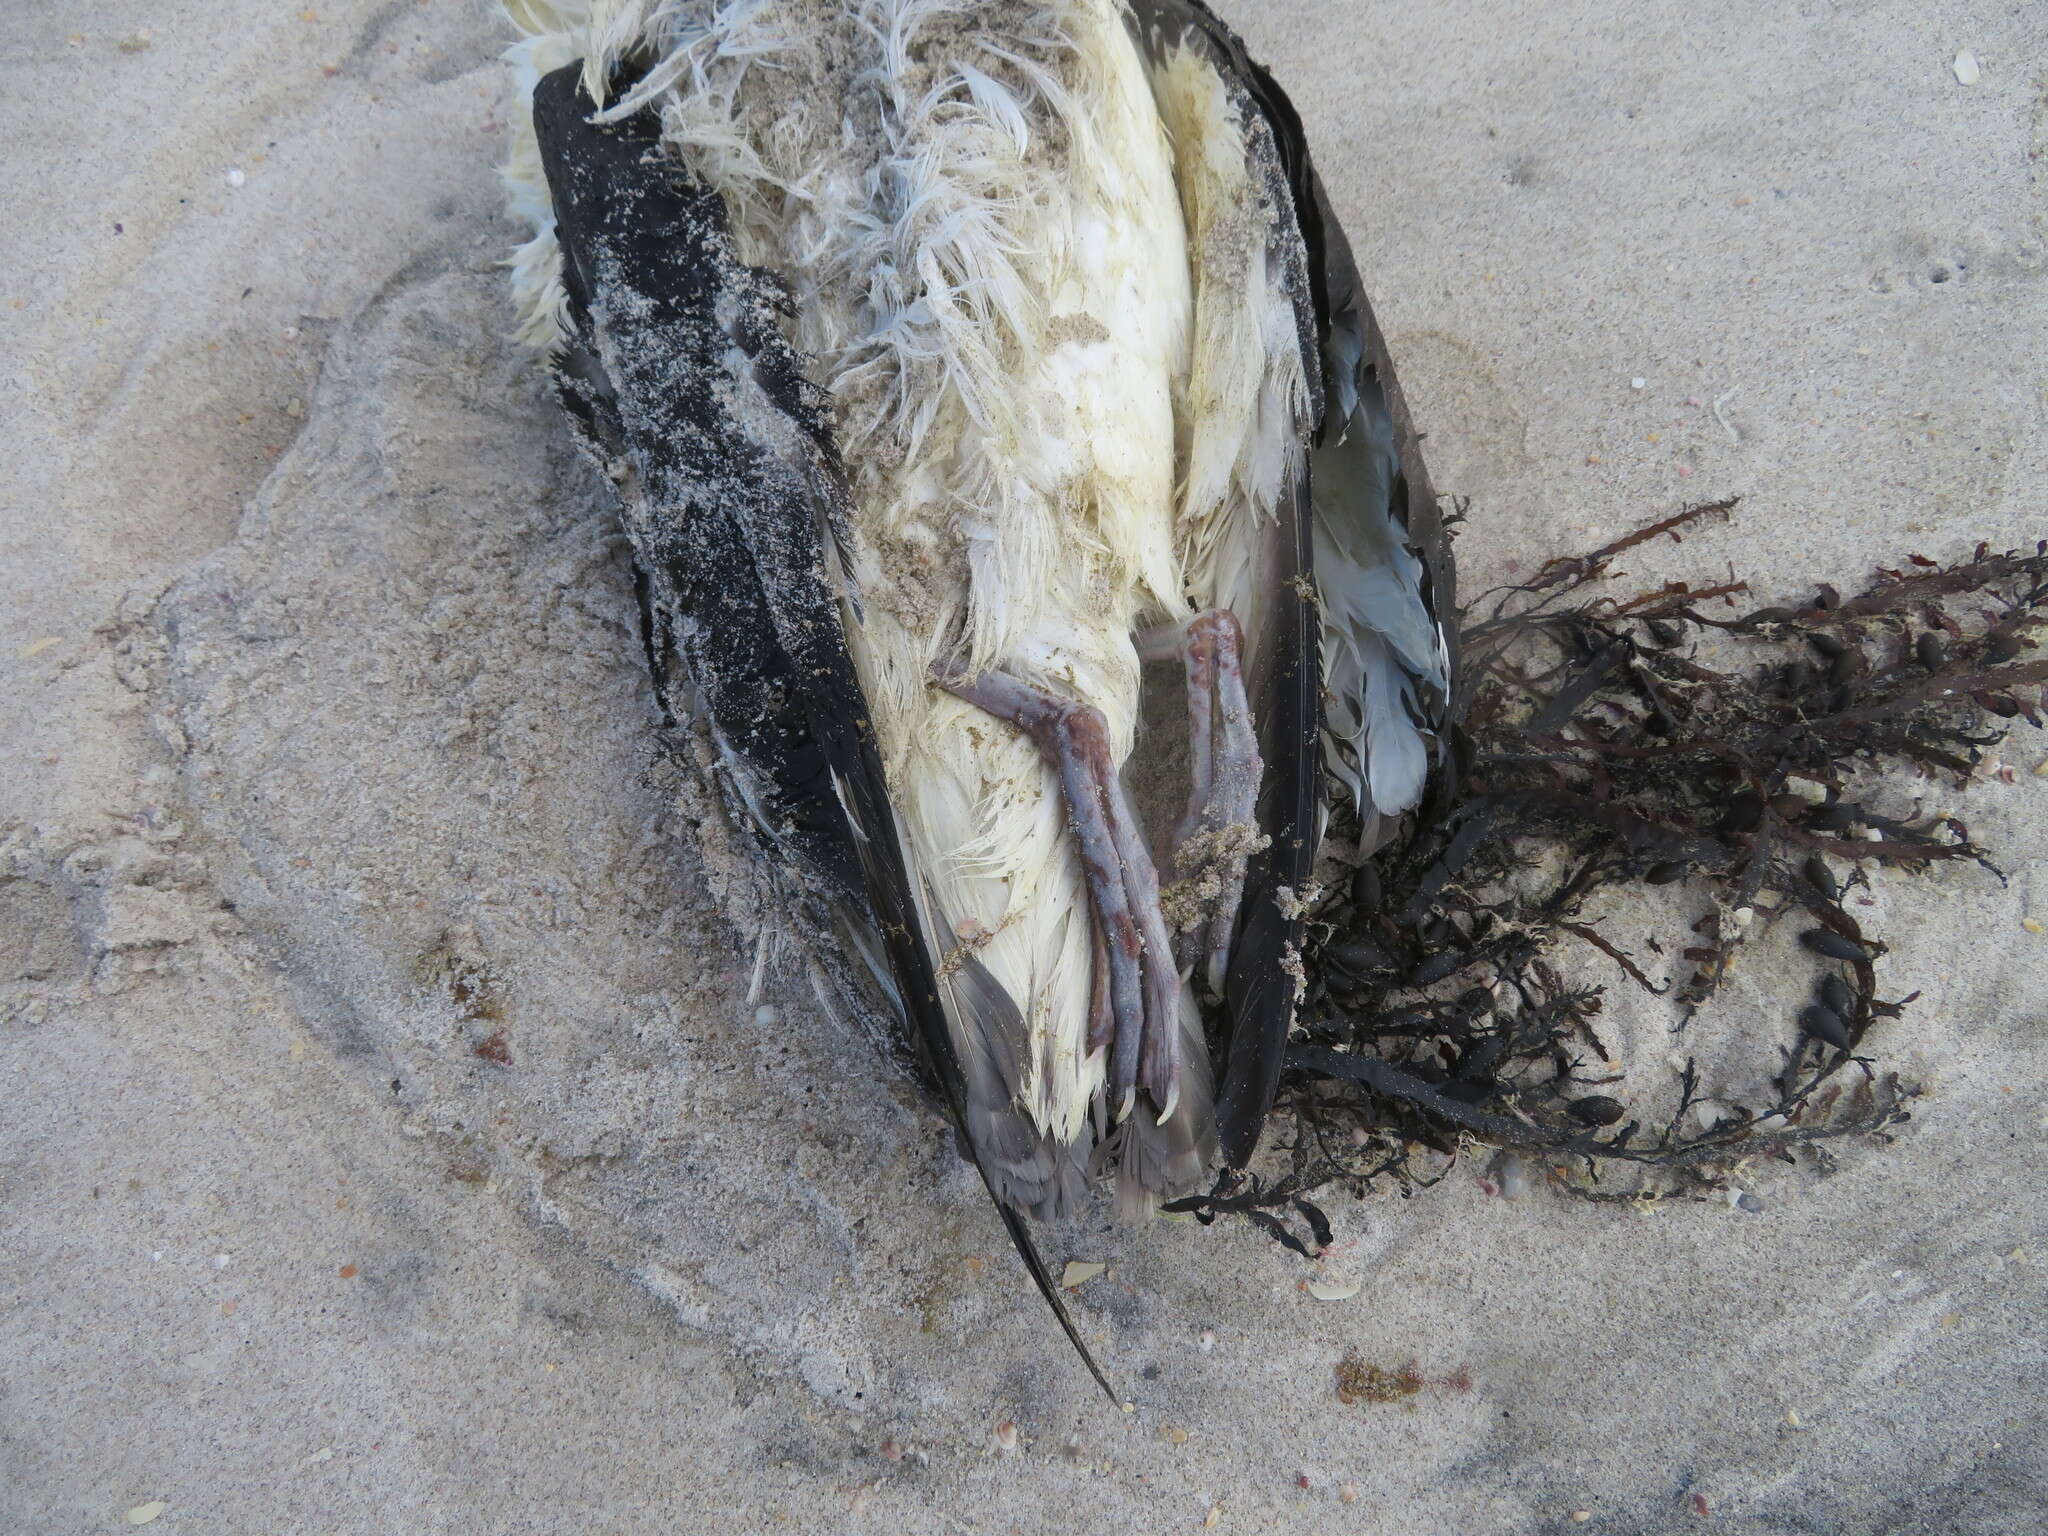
[502,0,1453,1345]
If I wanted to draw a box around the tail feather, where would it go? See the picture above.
[1103,993,1218,1221]
[942,921,1090,1220]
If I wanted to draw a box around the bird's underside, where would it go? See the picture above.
[506,0,1453,1390]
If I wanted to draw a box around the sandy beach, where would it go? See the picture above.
[4,2,2043,1531]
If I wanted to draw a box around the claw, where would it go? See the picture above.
[1153,1075,1181,1127]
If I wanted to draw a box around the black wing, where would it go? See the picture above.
[529,64,1120,1404]
[1127,1,1457,1167]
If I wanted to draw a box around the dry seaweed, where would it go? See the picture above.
[1332,1351,1473,1406]
[1178,506,2046,1238]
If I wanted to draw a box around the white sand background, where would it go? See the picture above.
[4,2,2044,1531]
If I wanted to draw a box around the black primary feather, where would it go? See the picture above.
[529,64,1120,1405]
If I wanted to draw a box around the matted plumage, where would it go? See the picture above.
[501,0,1454,1393]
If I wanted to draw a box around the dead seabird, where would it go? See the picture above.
[502,0,1453,1391]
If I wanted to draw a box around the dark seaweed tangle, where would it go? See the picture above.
[1170,502,2048,1245]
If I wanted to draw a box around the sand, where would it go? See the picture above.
[3,2,2044,1532]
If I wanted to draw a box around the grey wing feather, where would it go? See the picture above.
[1306,178,1458,835]
[1127,0,1457,1165]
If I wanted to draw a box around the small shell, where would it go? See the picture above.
[1494,1154,1534,1201]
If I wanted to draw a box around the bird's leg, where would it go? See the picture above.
[1163,611,1264,994]
[934,666,1180,1123]
[1100,765,1183,1121]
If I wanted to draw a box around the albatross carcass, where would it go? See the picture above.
[501,0,1454,1390]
